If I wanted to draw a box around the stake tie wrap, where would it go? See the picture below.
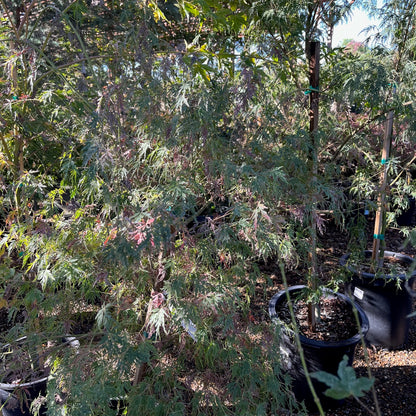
[304,85,319,95]
[373,234,385,240]
[381,158,389,165]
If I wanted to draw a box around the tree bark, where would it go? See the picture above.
[307,41,320,332]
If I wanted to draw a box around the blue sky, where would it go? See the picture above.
[332,7,380,46]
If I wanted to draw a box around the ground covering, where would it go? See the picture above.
[253,217,416,416]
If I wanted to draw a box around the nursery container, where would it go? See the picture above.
[340,250,416,349]
[0,336,80,416]
[396,197,416,226]
[269,285,369,410]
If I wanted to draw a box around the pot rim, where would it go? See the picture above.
[0,336,79,390]
[0,376,49,391]
[340,250,416,281]
[269,285,369,348]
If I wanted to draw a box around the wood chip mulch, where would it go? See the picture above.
[323,219,416,416]
[256,216,416,416]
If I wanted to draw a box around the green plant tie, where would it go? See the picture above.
[373,234,385,240]
[304,85,319,95]
[12,95,18,100]
[381,158,389,165]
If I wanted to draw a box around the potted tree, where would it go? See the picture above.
[338,0,416,350]
[269,284,369,411]
[340,87,416,348]
[269,37,371,413]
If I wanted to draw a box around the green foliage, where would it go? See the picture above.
[1,0,416,414]
[311,355,375,400]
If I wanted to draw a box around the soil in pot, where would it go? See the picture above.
[277,296,359,342]
[2,339,54,383]
[341,250,416,349]
[269,285,369,411]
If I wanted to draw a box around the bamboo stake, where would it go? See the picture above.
[372,88,395,270]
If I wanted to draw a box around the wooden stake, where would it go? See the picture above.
[372,96,395,270]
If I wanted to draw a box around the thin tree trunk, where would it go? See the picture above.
[307,41,320,332]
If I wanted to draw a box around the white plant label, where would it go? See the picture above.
[354,287,364,300]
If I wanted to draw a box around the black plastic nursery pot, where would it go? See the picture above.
[396,197,416,226]
[108,396,128,416]
[340,250,416,349]
[0,375,48,416]
[269,285,369,410]
[0,336,80,416]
